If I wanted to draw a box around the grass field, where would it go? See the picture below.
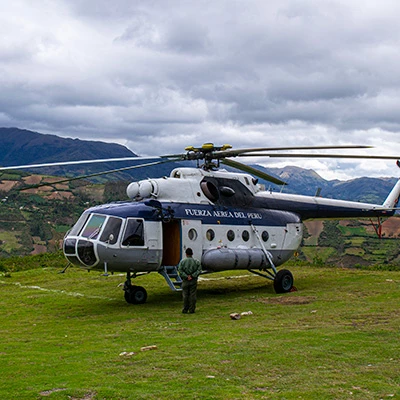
[301,246,337,263]
[0,262,399,399]
[0,231,22,252]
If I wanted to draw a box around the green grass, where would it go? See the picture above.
[0,261,399,399]
[54,225,71,233]
[0,231,23,252]
[0,172,24,180]
[303,236,318,246]
[345,237,365,246]
[344,247,365,256]
[338,225,368,236]
[301,246,337,263]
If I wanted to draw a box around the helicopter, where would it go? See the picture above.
[1,143,400,304]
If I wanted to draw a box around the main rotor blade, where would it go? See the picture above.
[214,145,373,158]
[0,145,376,170]
[0,156,168,171]
[236,153,400,160]
[19,159,180,191]
[221,159,287,185]
[162,145,373,161]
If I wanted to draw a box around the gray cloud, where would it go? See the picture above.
[1,0,400,179]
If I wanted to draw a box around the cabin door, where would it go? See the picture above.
[162,220,181,266]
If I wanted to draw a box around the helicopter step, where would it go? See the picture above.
[158,266,183,291]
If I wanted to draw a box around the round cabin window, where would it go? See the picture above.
[242,230,250,242]
[261,231,269,242]
[206,229,215,241]
[188,228,198,241]
[227,230,235,242]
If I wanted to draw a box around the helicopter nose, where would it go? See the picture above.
[77,239,97,266]
[63,237,98,267]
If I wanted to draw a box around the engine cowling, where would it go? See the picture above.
[127,180,157,200]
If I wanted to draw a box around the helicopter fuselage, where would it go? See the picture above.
[63,199,302,274]
[63,168,305,276]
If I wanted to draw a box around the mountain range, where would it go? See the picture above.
[0,127,397,204]
[0,127,179,181]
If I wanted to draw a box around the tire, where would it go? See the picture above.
[125,285,148,304]
[124,289,133,304]
[273,269,294,294]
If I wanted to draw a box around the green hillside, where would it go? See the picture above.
[299,219,400,269]
[1,169,400,270]
[0,171,128,257]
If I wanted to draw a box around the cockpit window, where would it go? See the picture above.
[69,213,90,236]
[100,217,122,244]
[81,214,106,239]
[122,219,145,246]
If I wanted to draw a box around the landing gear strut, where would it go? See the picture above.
[249,224,294,293]
[123,272,148,304]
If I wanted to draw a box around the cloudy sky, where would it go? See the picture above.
[1,0,400,180]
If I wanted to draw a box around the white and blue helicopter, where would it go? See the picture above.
[2,143,400,304]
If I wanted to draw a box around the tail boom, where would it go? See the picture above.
[255,178,400,220]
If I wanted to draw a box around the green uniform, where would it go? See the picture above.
[178,256,202,313]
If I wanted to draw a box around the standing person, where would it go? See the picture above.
[178,248,202,314]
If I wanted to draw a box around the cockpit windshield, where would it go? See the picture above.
[81,215,106,239]
[69,213,90,236]
[68,213,140,247]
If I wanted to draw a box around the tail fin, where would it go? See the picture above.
[382,161,400,208]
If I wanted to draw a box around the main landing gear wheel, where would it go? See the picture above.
[273,269,294,294]
[124,285,148,304]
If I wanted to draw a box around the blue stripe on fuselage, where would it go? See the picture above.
[84,201,301,226]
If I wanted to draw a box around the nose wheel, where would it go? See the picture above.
[123,273,148,304]
[124,285,147,304]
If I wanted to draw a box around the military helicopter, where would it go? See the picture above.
[1,143,400,304]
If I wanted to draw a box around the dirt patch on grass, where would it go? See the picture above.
[39,388,66,396]
[31,244,47,255]
[23,175,43,185]
[42,177,64,183]
[22,185,53,194]
[304,220,324,237]
[0,180,19,191]
[256,296,316,305]
[70,391,97,400]
[40,389,96,399]
[47,191,74,200]
[381,217,400,237]
[334,254,370,268]
[54,183,69,190]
